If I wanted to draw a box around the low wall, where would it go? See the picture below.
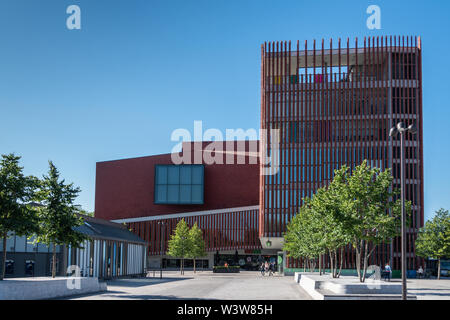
[0,277,107,300]
[295,273,412,300]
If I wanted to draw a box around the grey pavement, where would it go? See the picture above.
[407,278,450,300]
[66,271,450,300]
[67,271,312,300]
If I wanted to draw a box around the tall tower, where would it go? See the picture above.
[260,36,423,270]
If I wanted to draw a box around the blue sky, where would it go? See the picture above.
[0,0,449,221]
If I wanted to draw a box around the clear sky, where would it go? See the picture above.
[0,0,449,221]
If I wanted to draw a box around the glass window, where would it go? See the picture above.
[167,185,179,203]
[155,165,204,204]
[180,166,191,184]
[192,166,203,184]
[191,185,203,204]
[15,235,26,252]
[156,185,167,203]
[167,166,180,184]
[180,185,191,203]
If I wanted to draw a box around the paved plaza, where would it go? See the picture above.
[65,271,450,300]
[67,271,311,300]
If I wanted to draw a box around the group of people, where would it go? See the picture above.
[382,263,426,281]
[260,261,275,276]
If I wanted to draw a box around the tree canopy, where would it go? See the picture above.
[167,219,191,274]
[415,208,450,279]
[35,161,86,277]
[283,160,407,282]
[0,153,40,280]
[187,222,207,273]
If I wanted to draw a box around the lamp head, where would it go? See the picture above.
[389,127,398,137]
[397,122,406,132]
[407,123,417,134]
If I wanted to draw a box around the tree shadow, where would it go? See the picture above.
[107,277,192,288]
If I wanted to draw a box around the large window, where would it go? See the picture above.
[154,165,204,204]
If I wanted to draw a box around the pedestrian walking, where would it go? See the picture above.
[260,262,265,276]
[268,262,274,276]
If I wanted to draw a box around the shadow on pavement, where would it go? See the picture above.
[97,294,218,300]
[106,277,192,288]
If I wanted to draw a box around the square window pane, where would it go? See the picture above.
[192,166,203,184]
[180,185,191,203]
[180,166,191,184]
[167,185,179,203]
[156,185,167,203]
[156,166,167,184]
[14,235,26,252]
[191,185,203,203]
[168,166,180,184]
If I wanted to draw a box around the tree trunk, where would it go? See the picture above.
[355,243,362,282]
[438,258,441,280]
[193,258,196,274]
[52,243,57,278]
[310,259,316,273]
[181,258,184,275]
[329,251,334,277]
[337,247,344,278]
[361,241,369,282]
[1,232,7,280]
[319,255,322,275]
[334,251,338,278]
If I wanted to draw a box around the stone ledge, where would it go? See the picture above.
[0,277,107,300]
[295,272,417,300]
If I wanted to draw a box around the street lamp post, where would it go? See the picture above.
[158,221,166,269]
[389,122,417,300]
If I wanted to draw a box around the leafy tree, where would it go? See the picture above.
[416,208,450,279]
[309,186,350,278]
[187,223,207,273]
[35,161,86,278]
[332,160,406,282]
[284,160,406,282]
[0,154,40,280]
[283,203,323,272]
[167,219,191,275]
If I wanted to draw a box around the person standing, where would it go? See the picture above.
[384,262,392,282]
[417,266,424,279]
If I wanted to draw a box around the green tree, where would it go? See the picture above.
[35,161,86,278]
[416,208,450,279]
[187,223,207,273]
[167,219,191,275]
[309,186,350,278]
[333,160,406,282]
[283,203,324,272]
[0,154,40,280]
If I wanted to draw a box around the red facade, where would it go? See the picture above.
[95,141,262,253]
[95,141,259,220]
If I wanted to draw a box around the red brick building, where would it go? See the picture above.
[95,36,423,273]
